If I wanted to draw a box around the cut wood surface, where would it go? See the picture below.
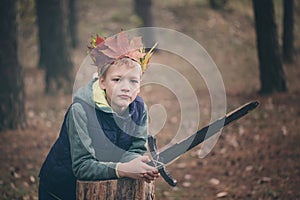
[76,179,155,200]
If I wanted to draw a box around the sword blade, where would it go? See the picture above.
[154,101,259,166]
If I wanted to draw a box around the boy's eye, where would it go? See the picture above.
[131,79,139,84]
[112,78,120,82]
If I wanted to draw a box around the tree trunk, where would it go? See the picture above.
[76,179,155,200]
[209,0,228,10]
[252,0,287,94]
[282,0,294,63]
[133,0,156,50]
[35,0,46,69]
[36,0,73,94]
[68,0,79,48]
[134,0,153,27]
[0,0,26,131]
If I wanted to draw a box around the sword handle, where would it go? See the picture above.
[158,165,177,186]
[148,135,177,187]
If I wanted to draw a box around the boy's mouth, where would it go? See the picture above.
[118,94,131,100]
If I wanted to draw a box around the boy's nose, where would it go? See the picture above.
[120,81,130,92]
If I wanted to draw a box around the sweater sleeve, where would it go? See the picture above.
[66,103,118,180]
[119,105,148,162]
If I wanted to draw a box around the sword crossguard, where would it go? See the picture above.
[147,135,177,187]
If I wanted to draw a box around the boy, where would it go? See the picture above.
[39,32,159,199]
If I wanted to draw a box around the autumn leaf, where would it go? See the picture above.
[102,32,145,61]
[95,35,104,45]
[89,31,156,71]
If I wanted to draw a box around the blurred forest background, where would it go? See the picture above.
[0,0,299,199]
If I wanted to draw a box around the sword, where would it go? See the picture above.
[147,101,259,186]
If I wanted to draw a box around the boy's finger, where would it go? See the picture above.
[139,155,151,163]
[145,164,158,173]
[143,173,156,181]
[146,171,159,177]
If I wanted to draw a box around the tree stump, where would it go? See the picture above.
[76,179,155,200]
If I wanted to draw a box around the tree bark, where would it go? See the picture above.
[282,0,294,63]
[68,0,79,48]
[209,0,228,10]
[134,0,153,27]
[0,0,26,131]
[36,0,73,94]
[133,0,156,50]
[76,179,155,200]
[252,0,287,94]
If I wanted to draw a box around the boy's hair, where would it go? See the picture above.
[99,57,141,78]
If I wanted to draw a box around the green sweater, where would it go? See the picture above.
[67,79,148,180]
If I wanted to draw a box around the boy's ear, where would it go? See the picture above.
[99,77,106,90]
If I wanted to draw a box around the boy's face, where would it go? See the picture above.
[99,63,141,113]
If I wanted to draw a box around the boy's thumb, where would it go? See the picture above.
[140,155,151,163]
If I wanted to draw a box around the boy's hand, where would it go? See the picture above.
[117,156,159,182]
[142,170,160,183]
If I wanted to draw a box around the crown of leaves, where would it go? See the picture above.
[89,32,157,72]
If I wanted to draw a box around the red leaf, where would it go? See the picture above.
[96,35,104,45]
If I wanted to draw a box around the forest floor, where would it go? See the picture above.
[1,0,300,199]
